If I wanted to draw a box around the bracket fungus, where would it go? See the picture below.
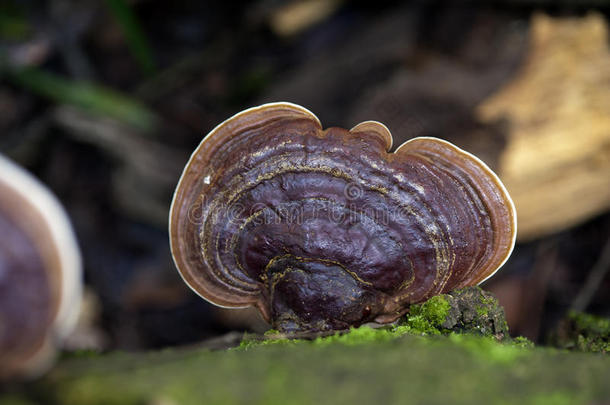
[169,102,516,332]
[0,155,82,379]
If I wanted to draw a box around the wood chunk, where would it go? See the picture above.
[478,13,610,241]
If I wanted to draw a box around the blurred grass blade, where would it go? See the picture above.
[104,0,156,75]
[0,9,31,40]
[7,66,159,132]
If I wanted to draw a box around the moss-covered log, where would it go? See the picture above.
[2,287,608,405]
[0,332,602,405]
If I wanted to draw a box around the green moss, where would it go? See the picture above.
[447,333,530,365]
[238,324,416,350]
[60,349,102,360]
[551,311,609,353]
[480,294,497,307]
[528,391,579,405]
[263,329,280,337]
[237,334,303,351]
[397,287,509,339]
[312,325,413,346]
[17,332,608,405]
[403,294,450,335]
[576,334,609,353]
[414,295,452,324]
[513,336,535,349]
[476,306,488,316]
[570,311,610,338]
[12,289,602,405]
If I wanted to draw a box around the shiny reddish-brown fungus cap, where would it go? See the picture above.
[169,102,516,332]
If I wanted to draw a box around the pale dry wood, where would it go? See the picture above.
[478,13,610,241]
[269,0,343,37]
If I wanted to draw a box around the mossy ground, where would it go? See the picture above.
[551,311,610,353]
[6,332,608,405]
[1,288,607,405]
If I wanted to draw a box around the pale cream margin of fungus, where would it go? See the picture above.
[169,102,517,306]
[0,154,82,377]
[395,136,518,284]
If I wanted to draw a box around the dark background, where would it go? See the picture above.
[1,0,609,350]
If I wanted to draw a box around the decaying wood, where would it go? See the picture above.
[478,13,610,241]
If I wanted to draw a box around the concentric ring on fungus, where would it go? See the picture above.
[169,102,516,332]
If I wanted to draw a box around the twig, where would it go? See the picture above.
[571,238,610,313]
